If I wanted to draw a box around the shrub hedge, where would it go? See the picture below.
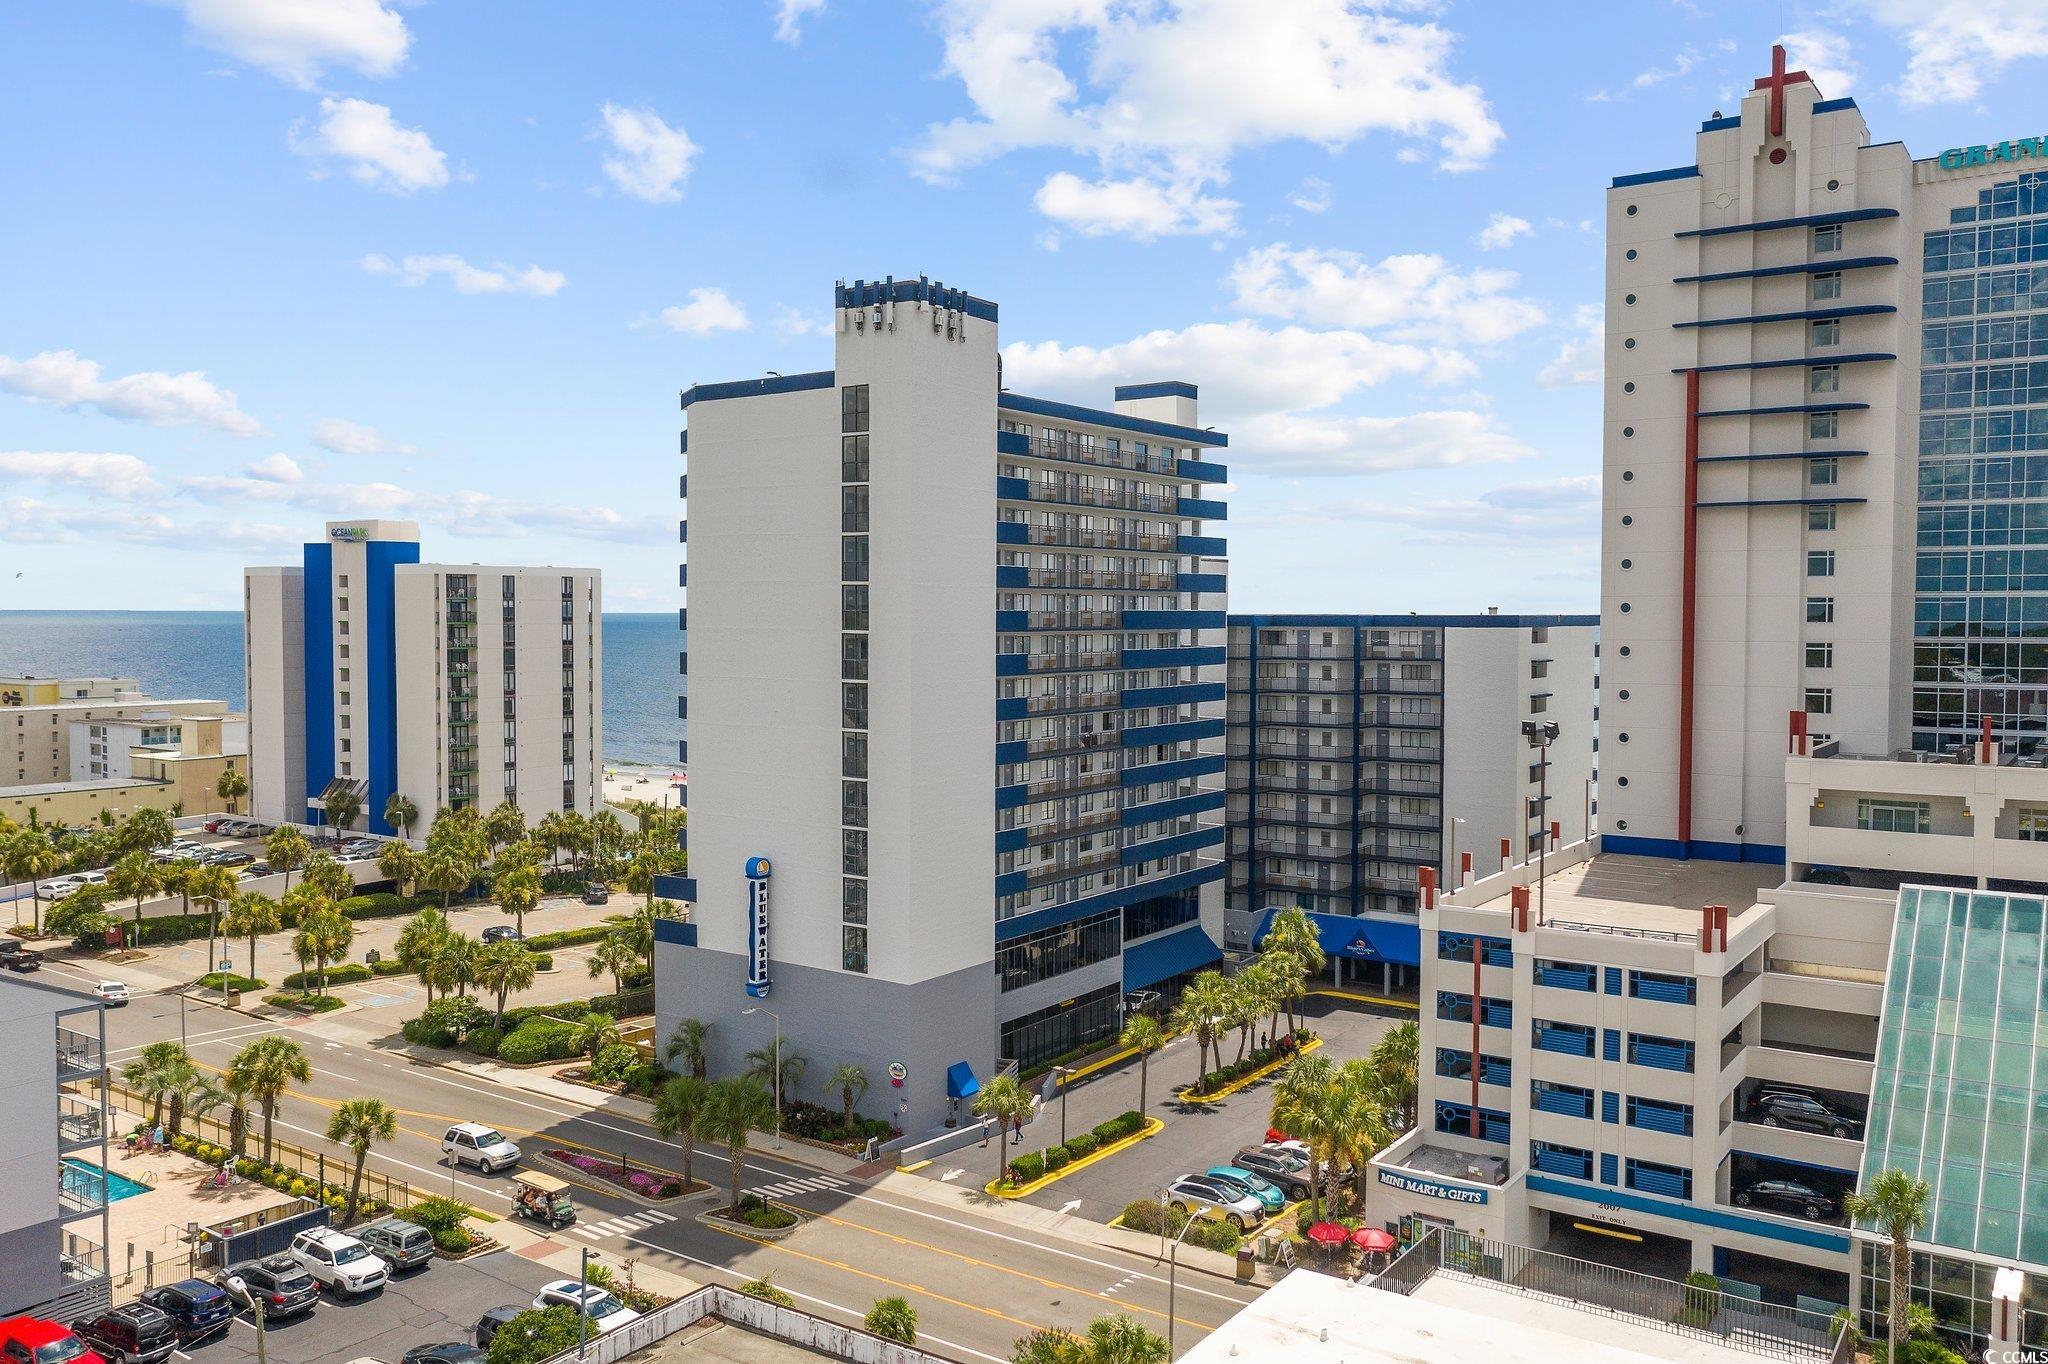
[520,925,611,952]
[496,1017,582,1064]
[1001,1111,1146,1190]
[167,1132,387,1218]
[779,1098,894,1147]
[265,991,345,1013]
[1117,1198,1241,1252]
[195,972,265,991]
[1183,1033,1314,1099]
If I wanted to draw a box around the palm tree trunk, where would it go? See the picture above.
[682,1132,694,1186]
[730,1149,744,1213]
[1138,1056,1149,1116]
[262,1101,275,1163]
[248,937,258,980]
[1307,1155,1322,1220]
[1890,1234,1907,1359]
[345,1152,366,1225]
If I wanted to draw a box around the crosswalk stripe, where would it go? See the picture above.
[643,1209,676,1222]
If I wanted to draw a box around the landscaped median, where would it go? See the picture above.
[983,1110,1162,1199]
[1174,1033,1322,1104]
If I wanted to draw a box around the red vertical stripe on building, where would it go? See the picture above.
[1679,368,1700,854]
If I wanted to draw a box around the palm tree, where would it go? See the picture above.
[226,1036,312,1164]
[830,1063,869,1130]
[120,806,174,854]
[394,905,450,973]
[666,1018,710,1080]
[473,938,537,1029]
[378,842,420,895]
[589,810,625,874]
[972,1076,1035,1190]
[419,852,469,909]
[1333,1059,1395,1212]
[573,1011,622,1057]
[493,861,541,937]
[746,1041,807,1111]
[1011,1315,1170,1364]
[651,1074,710,1188]
[383,792,419,842]
[483,800,526,853]
[1269,1054,1343,1219]
[1368,1020,1420,1130]
[624,847,661,910]
[1119,1015,1166,1117]
[586,931,641,996]
[694,1076,775,1214]
[1169,970,1233,1086]
[1260,905,1326,1037]
[301,853,355,904]
[107,849,159,945]
[215,764,248,816]
[265,826,310,891]
[293,904,353,994]
[324,787,363,842]
[222,891,281,979]
[157,860,195,920]
[223,1070,254,1156]
[3,829,60,934]
[422,934,477,1000]
[1845,1168,1933,1361]
[122,1041,192,1129]
[325,1097,398,1225]
[171,1072,229,1142]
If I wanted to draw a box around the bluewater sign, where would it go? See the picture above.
[1377,1167,1489,1205]
[745,855,772,998]
[1939,138,2048,171]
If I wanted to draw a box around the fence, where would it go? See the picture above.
[98,1078,422,1213]
[1369,1228,1847,1363]
[537,1286,955,1364]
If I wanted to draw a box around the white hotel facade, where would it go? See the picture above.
[1367,49,2048,1354]
[653,277,1229,1136]
[245,521,602,836]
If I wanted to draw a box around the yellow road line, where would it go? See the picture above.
[1306,987,1418,1010]
[985,1117,1163,1199]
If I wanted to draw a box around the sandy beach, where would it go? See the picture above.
[603,761,685,811]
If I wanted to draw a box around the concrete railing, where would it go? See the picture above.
[537,1285,956,1364]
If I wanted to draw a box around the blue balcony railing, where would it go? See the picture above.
[1629,972,1698,1005]
[1628,1036,1696,1073]
[1531,1083,1593,1119]
[1626,1160,1692,1200]
[1627,1098,1694,1136]
[1536,962,1597,992]
[1531,1143,1593,1180]
[1534,1022,1595,1057]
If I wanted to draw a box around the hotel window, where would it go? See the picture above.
[841,485,870,532]
[1804,688,1833,715]
[1530,659,1549,679]
[1807,597,1835,623]
[1809,411,1839,439]
[1813,223,1844,253]
[1812,271,1843,301]
[1807,550,1837,577]
[841,585,869,631]
[2017,808,2048,842]
[1858,798,1931,834]
[1812,318,1842,348]
[842,926,869,974]
[1810,365,1841,395]
[841,435,870,481]
[1810,458,1839,486]
[842,683,868,729]
[1808,505,1837,531]
[842,877,867,923]
[841,384,870,434]
[842,829,868,876]
[1806,642,1835,669]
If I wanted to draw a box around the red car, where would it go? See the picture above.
[0,1316,107,1364]
[203,819,223,833]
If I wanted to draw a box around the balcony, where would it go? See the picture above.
[1006,480,1180,516]
[1017,770,1123,801]
[1022,848,1123,888]
[1242,769,1356,794]
[1027,568,1177,591]
[1251,805,1355,828]
[57,1091,105,1152]
[1018,609,1123,630]
[1025,650,1122,672]
[1359,772,1443,796]
[1259,866,1352,893]
[1008,432,1179,477]
[1011,807,1122,844]
[1027,526,1178,553]
[1022,688,1122,715]
[1360,741,1443,763]
[56,1026,101,1080]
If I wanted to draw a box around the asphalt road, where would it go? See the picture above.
[85,987,1263,1362]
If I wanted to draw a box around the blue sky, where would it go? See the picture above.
[3,0,2043,614]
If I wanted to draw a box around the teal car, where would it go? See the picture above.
[1206,1166,1287,1214]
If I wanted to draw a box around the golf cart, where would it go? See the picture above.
[509,1171,575,1229]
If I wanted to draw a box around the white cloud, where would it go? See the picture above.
[773,307,828,339]
[1033,172,1238,239]
[0,451,164,499]
[158,0,410,88]
[361,253,566,297]
[245,453,305,483]
[1538,304,1604,388]
[1475,212,1532,251]
[1233,409,1536,476]
[1258,473,1600,538]
[0,349,260,434]
[599,103,697,203]
[1226,244,1547,346]
[292,97,448,193]
[1288,177,1331,214]
[310,418,417,456]
[1778,28,1857,97]
[773,0,826,43]
[1589,49,1699,102]
[0,496,297,552]
[658,288,751,336]
[179,468,670,543]
[913,0,1500,235]
[1840,0,2048,104]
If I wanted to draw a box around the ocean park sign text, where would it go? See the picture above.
[1939,138,2048,171]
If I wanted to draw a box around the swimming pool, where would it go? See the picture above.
[61,1158,149,1204]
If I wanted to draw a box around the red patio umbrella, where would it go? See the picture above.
[1305,1221,1350,1248]
[1353,1227,1396,1254]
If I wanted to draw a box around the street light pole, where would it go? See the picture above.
[1167,1202,1208,1359]
[1449,816,1466,891]
[577,1247,591,1358]
[1521,721,1561,926]
[743,1005,782,1149]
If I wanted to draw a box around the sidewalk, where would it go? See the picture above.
[486,1209,703,1302]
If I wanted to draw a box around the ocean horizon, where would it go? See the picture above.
[0,610,685,768]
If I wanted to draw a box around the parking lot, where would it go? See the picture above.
[160,1250,561,1364]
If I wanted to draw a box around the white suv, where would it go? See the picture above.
[440,1123,521,1173]
[288,1228,388,1298]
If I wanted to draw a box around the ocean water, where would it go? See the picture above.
[0,611,684,767]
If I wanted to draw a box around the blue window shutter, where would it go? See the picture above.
[1600,1153,1618,1185]
[1603,967,1623,995]
[1602,1028,1621,1062]
[1602,1091,1620,1124]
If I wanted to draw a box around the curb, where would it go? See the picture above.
[525,1146,708,1208]
[983,1116,1164,1199]
[1174,1036,1323,1104]
[694,1202,804,1240]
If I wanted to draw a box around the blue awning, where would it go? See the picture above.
[946,1061,981,1100]
[1253,909,1421,967]
[1123,926,1223,990]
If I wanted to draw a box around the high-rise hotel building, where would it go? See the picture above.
[1603,45,2048,858]
[653,277,1228,1134]
[245,521,602,836]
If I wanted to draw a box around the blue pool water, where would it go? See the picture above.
[61,1157,148,1203]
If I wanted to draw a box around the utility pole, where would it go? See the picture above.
[577,1247,591,1358]
[1521,721,1560,925]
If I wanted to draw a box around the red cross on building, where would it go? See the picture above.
[1752,42,1811,139]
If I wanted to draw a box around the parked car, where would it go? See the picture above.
[472,1308,523,1350]
[1230,1146,1315,1201]
[1734,1178,1837,1221]
[1204,1166,1287,1214]
[36,877,82,899]
[0,1317,105,1364]
[71,1304,175,1364]
[582,884,609,905]
[1163,1175,1265,1230]
[217,1254,319,1319]
[1803,865,1853,886]
[1750,1091,1859,1139]
[92,981,129,1006]
[9,951,43,973]
[240,862,273,879]
[401,1346,484,1364]
[479,926,521,944]
[441,1123,521,1173]
[134,1282,233,1345]
[288,1229,388,1298]
[206,851,255,868]
[356,1219,434,1273]
[531,1282,641,1335]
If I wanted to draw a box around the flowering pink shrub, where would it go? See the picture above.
[543,1149,685,1199]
